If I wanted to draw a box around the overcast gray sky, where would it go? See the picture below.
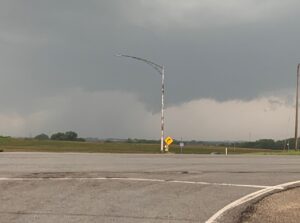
[0,0,300,140]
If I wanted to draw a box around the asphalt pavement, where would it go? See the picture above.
[0,153,299,223]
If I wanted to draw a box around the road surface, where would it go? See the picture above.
[0,153,299,223]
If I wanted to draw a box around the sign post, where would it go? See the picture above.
[179,142,184,154]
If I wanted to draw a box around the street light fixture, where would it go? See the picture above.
[116,54,165,153]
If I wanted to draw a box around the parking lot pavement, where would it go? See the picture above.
[0,153,300,223]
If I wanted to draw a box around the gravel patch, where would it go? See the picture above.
[241,187,300,223]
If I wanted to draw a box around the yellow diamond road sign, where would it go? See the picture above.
[165,136,174,145]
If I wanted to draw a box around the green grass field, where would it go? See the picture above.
[0,137,288,154]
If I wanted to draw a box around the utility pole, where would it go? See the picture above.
[161,66,165,153]
[295,64,300,150]
[116,54,165,153]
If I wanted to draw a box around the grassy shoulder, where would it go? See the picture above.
[0,138,158,153]
[255,150,300,155]
[0,137,284,154]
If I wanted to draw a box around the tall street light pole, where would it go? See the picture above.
[116,54,165,153]
[295,64,300,150]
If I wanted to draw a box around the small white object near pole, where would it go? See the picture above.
[179,142,184,154]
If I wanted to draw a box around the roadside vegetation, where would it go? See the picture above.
[0,134,299,154]
[35,131,85,142]
[233,138,294,150]
[256,150,300,155]
[0,137,287,154]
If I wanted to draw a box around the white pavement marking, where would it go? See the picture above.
[0,177,278,189]
[205,180,300,223]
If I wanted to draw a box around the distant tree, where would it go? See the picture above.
[34,133,49,140]
[236,138,284,150]
[50,131,84,141]
[51,132,66,141]
[64,131,78,141]
[255,139,276,149]
[0,136,11,139]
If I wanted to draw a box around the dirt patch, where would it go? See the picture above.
[240,186,300,223]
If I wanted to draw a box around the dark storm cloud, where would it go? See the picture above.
[1,0,300,114]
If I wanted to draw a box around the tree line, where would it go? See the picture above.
[225,138,296,150]
[35,131,85,142]
[32,133,299,150]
